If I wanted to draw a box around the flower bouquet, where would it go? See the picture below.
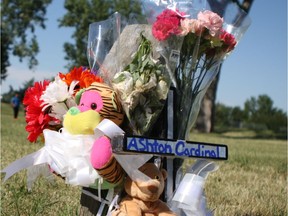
[87,13,183,136]
[146,0,251,139]
[2,1,251,215]
[137,1,251,214]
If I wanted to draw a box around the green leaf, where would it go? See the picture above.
[113,73,126,83]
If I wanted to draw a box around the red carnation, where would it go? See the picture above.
[23,80,56,142]
[220,30,237,52]
[152,9,184,41]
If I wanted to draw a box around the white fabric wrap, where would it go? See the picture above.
[1,119,124,187]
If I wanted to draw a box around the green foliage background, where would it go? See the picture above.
[1,0,52,79]
[1,0,143,81]
[214,94,287,139]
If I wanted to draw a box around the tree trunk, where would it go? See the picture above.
[196,70,220,132]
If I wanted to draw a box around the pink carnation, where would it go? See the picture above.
[180,18,203,36]
[152,9,184,41]
[198,10,223,37]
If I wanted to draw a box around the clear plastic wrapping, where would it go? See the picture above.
[142,0,251,139]
[87,9,183,135]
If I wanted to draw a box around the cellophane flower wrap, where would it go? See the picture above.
[87,12,183,136]
[139,1,250,215]
[144,0,251,139]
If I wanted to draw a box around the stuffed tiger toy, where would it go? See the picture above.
[64,81,125,186]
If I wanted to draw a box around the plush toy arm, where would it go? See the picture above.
[111,209,128,216]
[157,201,177,216]
[91,136,112,169]
[90,136,124,184]
[112,199,142,216]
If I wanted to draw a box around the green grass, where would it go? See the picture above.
[188,133,287,215]
[1,103,81,215]
[1,102,287,215]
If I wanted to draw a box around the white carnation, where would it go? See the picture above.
[41,76,72,105]
[41,76,77,121]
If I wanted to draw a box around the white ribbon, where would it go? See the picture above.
[2,117,157,188]
[107,194,119,216]
[96,120,154,183]
[114,154,153,182]
[94,119,124,138]
[169,160,218,215]
[1,119,125,188]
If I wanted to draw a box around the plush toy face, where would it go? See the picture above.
[63,82,124,135]
[125,163,167,202]
[78,90,103,113]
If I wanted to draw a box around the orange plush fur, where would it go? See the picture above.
[112,163,176,216]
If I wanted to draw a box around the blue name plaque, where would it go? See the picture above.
[120,136,228,160]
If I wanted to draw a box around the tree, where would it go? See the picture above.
[244,95,273,122]
[214,103,247,129]
[59,0,143,70]
[1,0,52,81]
[195,0,254,132]
[244,94,287,133]
[231,106,247,126]
[214,102,233,128]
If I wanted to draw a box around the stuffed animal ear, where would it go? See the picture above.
[111,91,122,112]
[161,168,168,180]
[75,88,86,105]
